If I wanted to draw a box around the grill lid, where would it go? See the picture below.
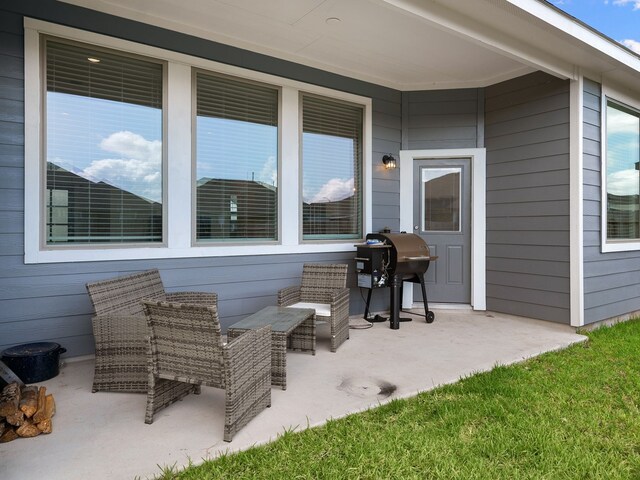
[365,232,434,276]
[366,233,431,260]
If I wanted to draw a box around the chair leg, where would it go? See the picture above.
[330,314,349,353]
[145,374,158,424]
[145,377,197,425]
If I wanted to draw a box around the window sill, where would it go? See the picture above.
[601,241,640,253]
[24,242,357,264]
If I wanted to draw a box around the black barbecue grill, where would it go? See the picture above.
[355,232,436,329]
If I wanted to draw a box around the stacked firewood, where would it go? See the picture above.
[0,383,55,442]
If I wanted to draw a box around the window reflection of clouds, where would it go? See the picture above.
[606,104,639,196]
[47,92,162,202]
[196,116,277,185]
[303,132,355,203]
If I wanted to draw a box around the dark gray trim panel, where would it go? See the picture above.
[404,88,479,150]
[485,71,571,324]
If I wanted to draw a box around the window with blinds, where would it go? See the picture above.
[195,71,279,241]
[45,39,164,244]
[606,101,640,241]
[301,94,363,240]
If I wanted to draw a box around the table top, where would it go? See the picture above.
[228,306,315,334]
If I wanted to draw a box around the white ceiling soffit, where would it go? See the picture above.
[419,0,640,91]
[58,0,639,91]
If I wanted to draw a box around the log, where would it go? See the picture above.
[37,418,52,434]
[5,410,25,427]
[19,386,39,418]
[0,427,19,443]
[33,393,55,423]
[16,420,41,438]
[0,419,6,436]
[31,387,47,423]
[0,382,21,417]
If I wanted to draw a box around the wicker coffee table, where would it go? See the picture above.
[227,306,316,390]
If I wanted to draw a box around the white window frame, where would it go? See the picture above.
[191,68,282,246]
[24,18,372,263]
[398,148,486,311]
[299,92,366,243]
[600,84,640,253]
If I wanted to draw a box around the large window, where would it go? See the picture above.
[45,39,164,244]
[301,94,363,240]
[26,21,371,263]
[195,72,279,242]
[606,100,640,241]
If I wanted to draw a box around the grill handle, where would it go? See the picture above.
[403,255,437,261]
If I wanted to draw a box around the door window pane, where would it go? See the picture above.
[195,72,279,241]
[422,167,461,232]
[301,95,363,240]
[606,101,640,240]
[45,40,163,244]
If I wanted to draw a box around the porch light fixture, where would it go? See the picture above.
[382,154,397,170]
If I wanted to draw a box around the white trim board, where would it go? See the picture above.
[399,148,486,311]
[569,76,585,327]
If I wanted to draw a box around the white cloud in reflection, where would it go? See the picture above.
[100,131,161,162]
[259,156,277,186]
[308,178,354,203]
[54,131,163,202]
[608,105,640,134]
[608,169,640,196]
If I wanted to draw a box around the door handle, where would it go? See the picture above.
[414,225,419,230]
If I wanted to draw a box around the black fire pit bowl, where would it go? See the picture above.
[1,342,67,384]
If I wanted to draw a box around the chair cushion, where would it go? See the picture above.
[286,302,331,317]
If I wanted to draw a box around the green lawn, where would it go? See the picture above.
[158,319,640,479]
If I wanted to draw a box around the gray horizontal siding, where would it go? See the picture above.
[582,78,640,324]
[485,71,571,324]
[404,89,479,150]
[0,2,401,356]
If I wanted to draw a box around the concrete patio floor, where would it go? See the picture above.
[0,309,586,480]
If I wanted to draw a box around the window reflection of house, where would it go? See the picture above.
[607,192,640,239]
[423,171,461,232]
[196,178,277,240]
[46,163,162,243]
[302,195,359,237]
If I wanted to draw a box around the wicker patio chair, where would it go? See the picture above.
[86,269,217,393]
[143,300,272,442]
[277,263,349,352]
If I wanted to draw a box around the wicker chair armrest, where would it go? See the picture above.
[224,324,271,387]
[330,287,350,303]
[224,324,271,362]
[330,287,350,314]
[277,286,301,306]
[223,325,272,441]
[165,291,218,305]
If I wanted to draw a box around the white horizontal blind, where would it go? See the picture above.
[45,39,163,244]
[195,72,279,241]
[301,94,363,239]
